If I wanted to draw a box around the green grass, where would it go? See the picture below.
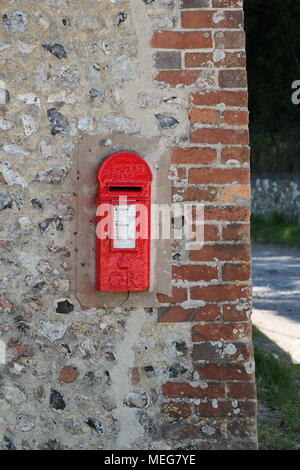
[253,327,300,449]
[251,212,300,248]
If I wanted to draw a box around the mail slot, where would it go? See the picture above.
[96,151,152,291]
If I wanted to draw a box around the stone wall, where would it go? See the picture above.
[252,175,300,223]
[0,0,257,450]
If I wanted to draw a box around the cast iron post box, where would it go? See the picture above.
[96,151,152,291]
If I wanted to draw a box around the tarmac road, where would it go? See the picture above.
[252,243,300,363]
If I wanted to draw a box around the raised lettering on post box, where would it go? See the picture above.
[96,152,152,291]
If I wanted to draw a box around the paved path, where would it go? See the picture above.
[252,244,300,363]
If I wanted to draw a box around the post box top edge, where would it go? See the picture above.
[97,151,153,183]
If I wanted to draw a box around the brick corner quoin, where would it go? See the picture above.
[153,0,258,450]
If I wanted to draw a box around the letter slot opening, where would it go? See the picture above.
[108,186,143,192]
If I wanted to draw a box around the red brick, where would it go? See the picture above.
[154,51,181,70]
[196,401,232,417]
[222,223,250,241]
[182,10,243,29]
[190,244,250,262]
[238,400,257,417]
[182,0,210,7]
[157,287,187,304]
[188,108,219,125]
[204,224,219,241]
[227,381,257,399]
[190,285,251,303]
[172,147,217,165]
[204,206,250,222]
[226,419,257,441]
[186,51,246,69]
[195,400,256,418]
[163,381,225,399]
[152,31,212,49]
[162,402,192,420]
[221,146,250,164]
[222,263,251,281]
[0,298,13,312]
[219,70,247,88]
[221,110,249,126]
[155,70,202,87]
[193,305,221,322]
[0,241,11,248]
[161,423,210,441]
[192,322,252,342]
[173,264,218,282]
[189,167,249,185]
[193,341,253,361]
[158,304,221,322]
[195,363,254,381]
[192,91,248,107]
[214,31,245,49]
[212,0,243,7]
[220,186,250,204]
[191,224,220,242]
[9,343,27,356]
[176,167,186,181]
[158,306,195,322]
[173,186,219,202]
[185,52,213,68]
[191,128,249,145]
[223,304,251,322]
[222,51,246,68]
[59,366,79,383]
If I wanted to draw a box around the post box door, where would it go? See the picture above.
[96,152,152,291]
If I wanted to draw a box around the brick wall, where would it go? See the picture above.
[154,0,257,449]
[0,0,257,450]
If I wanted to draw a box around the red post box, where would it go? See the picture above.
[96,151,152,291]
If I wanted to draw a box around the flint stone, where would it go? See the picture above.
[0,162,27,188]
[50,389,66,410]
[39,320,68,342]
[47,108,70,135]
[18,217,33,231]
[84,417,103,433]
[34,166,67,184]
[64,419,84,435]
[39,141,52,160]
[56,299,74,314]
[3,11,28,33]
[0,117,12,130]
[42,43,67,59]
[89,89,104,102]
[17,93,40,107]
[38,216,63,233]
[155,113,179,128]
[21,115,36,136]
[0,194,13,211]
[124,392,149,408]
[2,143,29,156]
[16,414,35,432]
[1,385,26,405]
[0,89,10,105]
